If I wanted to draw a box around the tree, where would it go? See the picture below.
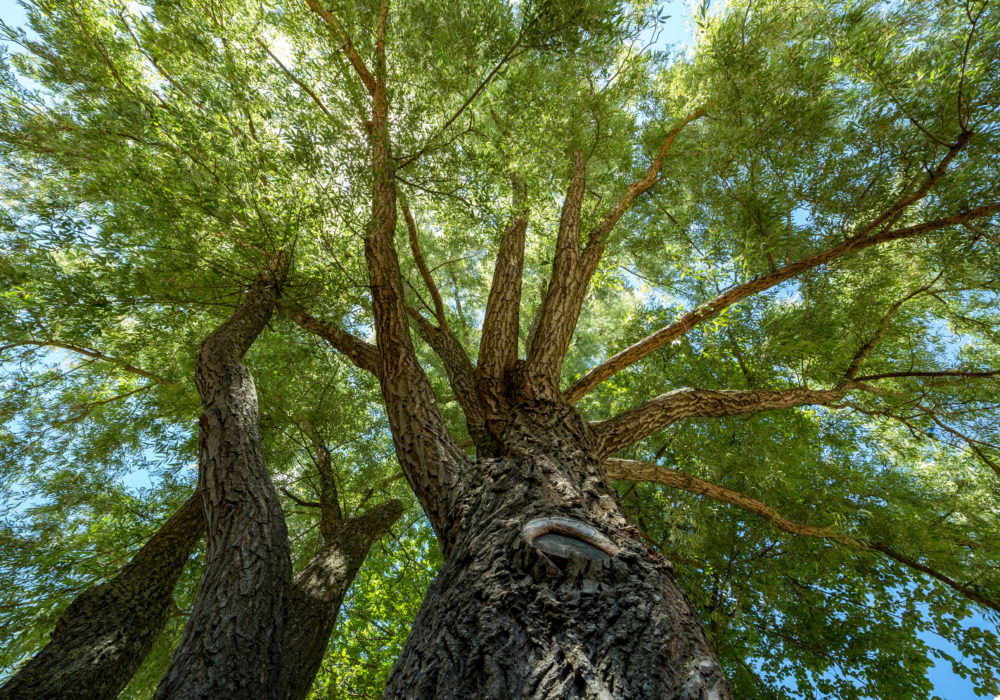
[1,0,999,697]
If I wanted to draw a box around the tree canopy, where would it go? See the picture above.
[1,0,999,697]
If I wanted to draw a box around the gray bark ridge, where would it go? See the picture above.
[387,398,730,700]
[154,253,294,700]
[0,495,204,700]
[280,499,404,700]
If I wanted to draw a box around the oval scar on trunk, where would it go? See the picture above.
[522,516,620,561]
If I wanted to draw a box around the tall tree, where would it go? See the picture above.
[1,0,999,698]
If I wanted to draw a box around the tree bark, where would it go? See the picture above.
[279,499,404,700]
[0,495,203,700]
[386,397,730,699]
[154,255,293,700]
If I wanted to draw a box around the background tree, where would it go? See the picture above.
[1,0,999,697]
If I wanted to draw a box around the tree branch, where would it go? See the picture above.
[402,198,448,328]
[0,495,204,699]
[605,458,854,544]
[256,38,335,119]
[362,32,468,552]
[477,173,528,420]
[605,458,1000,614]
[304,0,376,95]
[279,499,403,700]
[565,201,1000,404]
[155,253,294,698]
[591,386,843,459]
[525,151,587,397]
[281,306,382,378]
[405,304,494,456]
[0,338,170,384]
[527,110,707,398]
[842,274,943,381]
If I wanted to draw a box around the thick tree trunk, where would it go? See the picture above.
[0,494,203,700]
[154,257,293,700]
[279,499,404,700]
[386,399,730,700]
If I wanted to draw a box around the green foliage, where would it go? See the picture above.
[2,0,999,697]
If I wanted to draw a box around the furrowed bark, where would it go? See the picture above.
[282,307,382,378]
[476,173,528,423]
[606,459,1000,614]
[0,495,203,700]
[525,152,587,398]
[154,255,292,700]
[408,308,498,456]
[387,397,731,699]
[400,200,495,451]
[279,499,404,700]
[565,201,1000,404]
[591,386,843,459]
[364,29,468,553]
[527,111,706,397]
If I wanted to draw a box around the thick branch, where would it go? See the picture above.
[566,201,1000,404]
[606,459,1000,614]
[525,151,586,396]
[297,417,343,540]
[476,174,528,420]
[591,386,843,459]
[279,499,403,700]
[406,306,495,455]
[282,307,382,378]
[0,495,204,700]
[364,51,468,552]
[528,111,707,397]
[155,255,293,699]
[303,0,376,95]
[476,173,528,404]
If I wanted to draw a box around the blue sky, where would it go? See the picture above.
[0,0,997,697]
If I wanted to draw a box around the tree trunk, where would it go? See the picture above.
[0,494,204,700]
[279,499,404,700]
[154,257,293,700]
[386,398,730,700]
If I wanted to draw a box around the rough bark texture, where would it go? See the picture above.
[386,397,730,699]
[364,45,469,553]
[0,495,204,700]
[154,256,293,700]
[590,386,843,459]
[279,499,404,700]
[476,174,528,427]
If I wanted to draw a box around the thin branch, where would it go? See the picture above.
[565,200,1000,404]
[606,458,1000,614]
[256,38,335,119]
[1,338,170,384]
[843,273,943,381]
[402,197,448,328]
